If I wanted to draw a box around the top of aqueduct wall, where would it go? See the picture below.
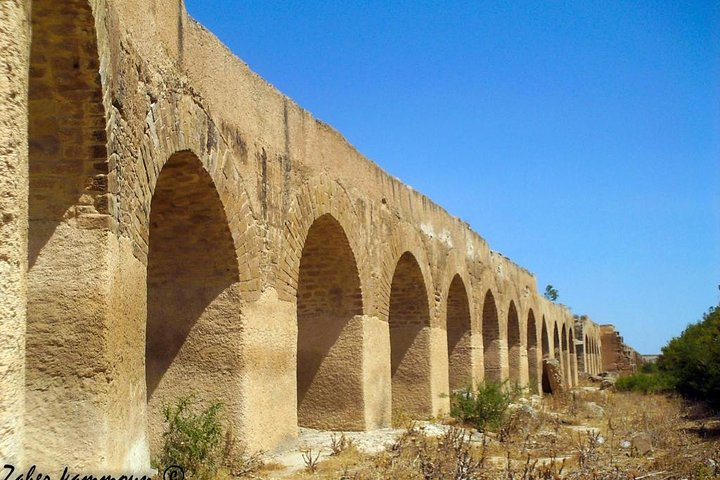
[99,0,587,323]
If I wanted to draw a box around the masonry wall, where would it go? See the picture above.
[0,0,619,471]
[600,324,641,375]
[0,0,30,465]
[575,315,603,376]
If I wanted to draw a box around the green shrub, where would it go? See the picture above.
[640,361,659,374]
[658,305,720,407]
[450,382,518,432]
[157,396,224,479]
[614,372,672,394]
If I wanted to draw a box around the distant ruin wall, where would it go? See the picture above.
[600,324,643,375]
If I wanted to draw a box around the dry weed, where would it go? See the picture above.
[276,391,720,479]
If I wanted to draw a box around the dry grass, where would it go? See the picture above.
[254,390,720,479]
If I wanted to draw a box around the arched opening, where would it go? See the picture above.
[527,310,539,394]
[482,290,502,383]
[569,329,576,386]
[593,338,598,374]
[446,275,472,391]
[27,0,108,262]
[561,325,570,387]
[583,334,589,374]
[389,252,432,419]
[553,323,563,378]
[507,301,522,387]
[25,0,110,462]
[146,151,240,453]
[541,318,551,394]
[296,214,364,429]
[595,339,600,373]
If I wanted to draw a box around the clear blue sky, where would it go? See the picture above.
[184,0,720,354]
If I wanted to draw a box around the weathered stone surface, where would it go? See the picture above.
[582,401,605,419]
[600,324,644,374]
[631,433,653,456]
[574,315,604,376]
[543,358,565,394]
[0,0,30,466]
[600,376,618,390]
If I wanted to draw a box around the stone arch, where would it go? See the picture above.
[568,324,577,386]
[279,175,369,305]
[482,289,503,383]
[553,321,562,380]
[541,315,550,357]
[541,316,552,393]
[146,150,242,454]
[561,324,570,387]
[527,309,540,393]
[25,0,112,464]
[296,213,365,430]
[136,95,263,292]
[593,337,599,374]
[593,338,598,373]
[446,274,472,390]
[125,90,264,457]
[376,221,434,324]
[389,251,433,418]
[507,300,522,386]
[436,247,473,324]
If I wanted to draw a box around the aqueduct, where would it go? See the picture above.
[0,0,627,472]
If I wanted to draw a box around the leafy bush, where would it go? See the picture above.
[657,305,720,407]
[639,361,659,374]
[157,397,224,479]
[614,372,672,394]
[156,397,264,479]
[450,382,518,431]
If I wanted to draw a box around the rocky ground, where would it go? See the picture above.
[242,384,720,479]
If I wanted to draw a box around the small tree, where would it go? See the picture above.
[158,397,224,479]
[544,284,559,301]
[450,382,518,432]
[658,305,720,407]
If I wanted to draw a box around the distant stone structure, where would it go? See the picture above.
[600,324,644,374]
[574,315,604,375]
[0,0,636,472]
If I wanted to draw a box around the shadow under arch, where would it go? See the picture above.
[446,274,472,391]
[146,150,241,452]
[24,0,111,465]
[389,251,432,418]
[553,322,563,379]
[482,290,502,383]
[27,0,109,266]
[541,317,551,393]
[296,213,364,430]
[507,301,522,386]
[561,324,570,386]
[527,309,539,394]
[568,326,576,385]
